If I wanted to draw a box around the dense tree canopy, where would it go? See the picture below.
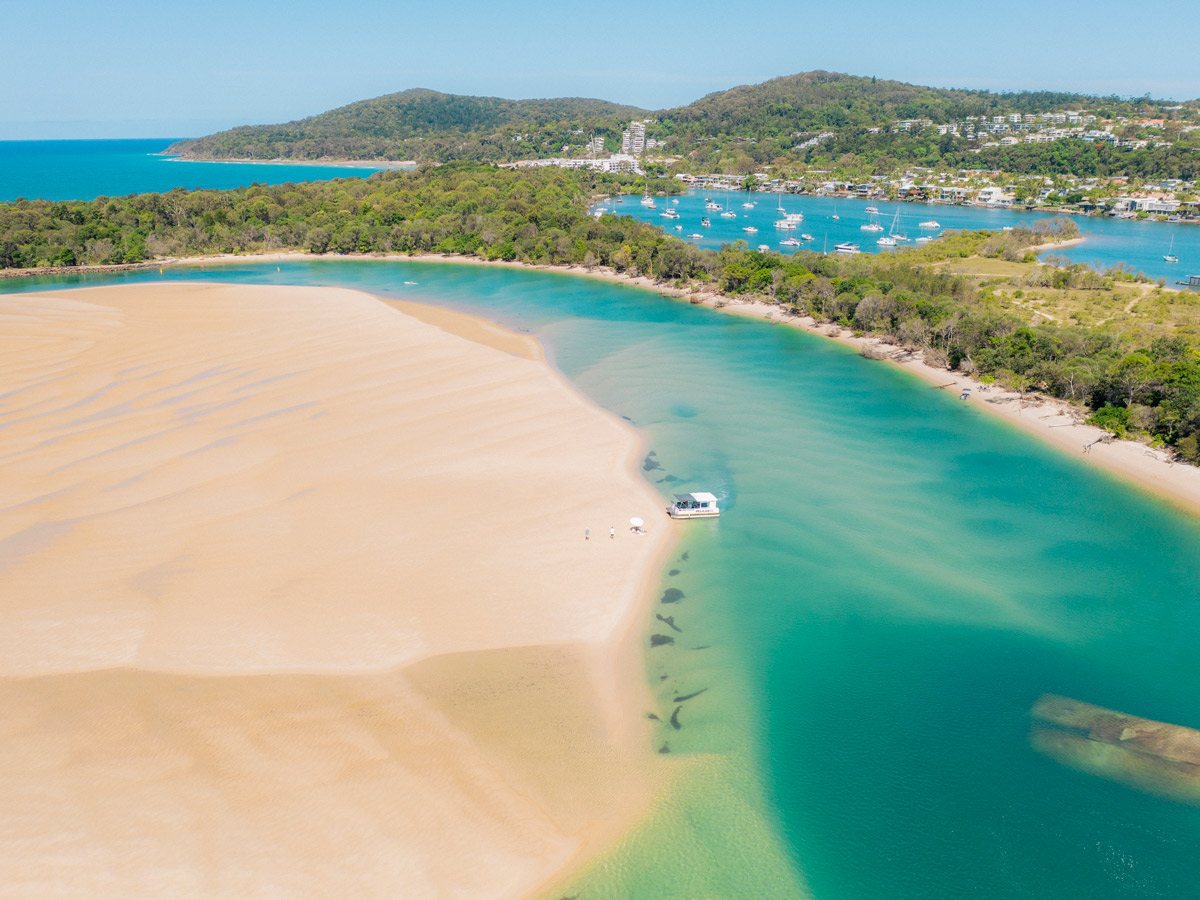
[167,90,643,163]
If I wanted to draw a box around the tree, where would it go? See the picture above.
[1111,352,1157,406]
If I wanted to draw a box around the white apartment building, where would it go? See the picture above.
[621,121,647,156]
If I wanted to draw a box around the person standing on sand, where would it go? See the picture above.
[610,526,615,540]
[585,528,590,540]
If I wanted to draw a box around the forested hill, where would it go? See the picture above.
[166,90,646,162]
[656,72,1197,173]
[168,72,1188,167]
[657,71,1121,138]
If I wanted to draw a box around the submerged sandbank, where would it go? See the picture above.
[0,282,674,898]
[1032,694,1200,805]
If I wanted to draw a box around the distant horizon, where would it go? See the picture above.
[3,69,1197,142]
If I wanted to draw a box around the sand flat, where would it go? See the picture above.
[0,282,672,898]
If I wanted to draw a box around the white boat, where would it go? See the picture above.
[640,191,655,207]
[661,208,679,219]
[877,236,897,247]
[861,210,884,232]
[832,201,840,220]
[701,217,711,227]
[672,198,679,205]
[780,237,803,247]
[742,201,755,209]
[1165,235,1179,263]
[915,236,933,244]
[888,209,909,242]
[1002,225,1014,232]
[667,492,720,519]
[800,233,814,241]
[757,244,771,252]
[720,208,737,219]
[688,233,703,239]
[834,242,860,254]
[403,280,419,285]
[743,226,758,233]
[865,206,879,214]
[705,200,722,211]
[675,225,683,231]
[919,220,940,229]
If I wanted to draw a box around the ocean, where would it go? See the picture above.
[5,261,1200,898]
[0,139,403,202]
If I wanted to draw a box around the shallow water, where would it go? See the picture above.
[0,139,402,202]
[7,261,1200,898]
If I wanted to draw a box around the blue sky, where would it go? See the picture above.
[2,0,1197,139]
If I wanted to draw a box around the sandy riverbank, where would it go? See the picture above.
[387,252,1200,518]
[9,246,1200,518]
[0,282,675,898]
[695,296,1200,516]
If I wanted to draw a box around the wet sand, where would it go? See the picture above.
[0,282,674,898]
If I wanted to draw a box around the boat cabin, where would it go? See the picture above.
[667,492,720,519]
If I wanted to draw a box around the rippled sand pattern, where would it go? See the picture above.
[0,283,670,899]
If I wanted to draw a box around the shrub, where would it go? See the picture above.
[1088,404,1130,438]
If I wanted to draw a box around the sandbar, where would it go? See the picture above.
[0,282,673,898]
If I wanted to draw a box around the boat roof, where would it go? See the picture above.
[675,492,718,503]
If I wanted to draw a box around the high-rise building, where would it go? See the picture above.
[621,121,646,156]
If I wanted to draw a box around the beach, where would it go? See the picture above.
[7,247,1198,518]
[0,282,674,898]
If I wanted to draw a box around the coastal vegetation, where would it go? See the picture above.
[166,72,1200,182]
[4,162,1200,459]
[788,127,1200,182]
[166,90,642,163]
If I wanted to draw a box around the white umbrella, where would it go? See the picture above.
[629,517,644,527]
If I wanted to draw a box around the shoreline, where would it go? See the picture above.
[6,247,1200,518]
[0,281,678,899]
[160,154,416,168]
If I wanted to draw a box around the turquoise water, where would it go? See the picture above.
[606,191,1200,289]
[6,262,1200,897]
[0,139,403,202]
